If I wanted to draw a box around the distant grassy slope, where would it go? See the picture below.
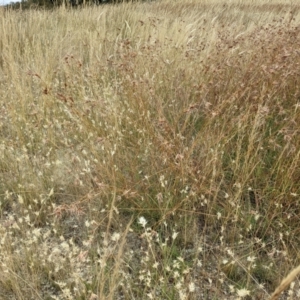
[0,1,300,299]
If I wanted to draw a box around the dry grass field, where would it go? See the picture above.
[1,0,300,299]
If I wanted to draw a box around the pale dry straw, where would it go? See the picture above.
[1,1,300,299]
[269,265,300,300]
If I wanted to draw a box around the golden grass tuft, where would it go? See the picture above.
[0,0,300,299]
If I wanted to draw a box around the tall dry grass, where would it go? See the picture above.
[1,0,300,299]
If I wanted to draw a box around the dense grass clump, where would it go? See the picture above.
[1,1,300,299]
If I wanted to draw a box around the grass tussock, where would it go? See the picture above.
[1,0,300,299]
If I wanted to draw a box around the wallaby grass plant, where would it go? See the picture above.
[1,0,300,299]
